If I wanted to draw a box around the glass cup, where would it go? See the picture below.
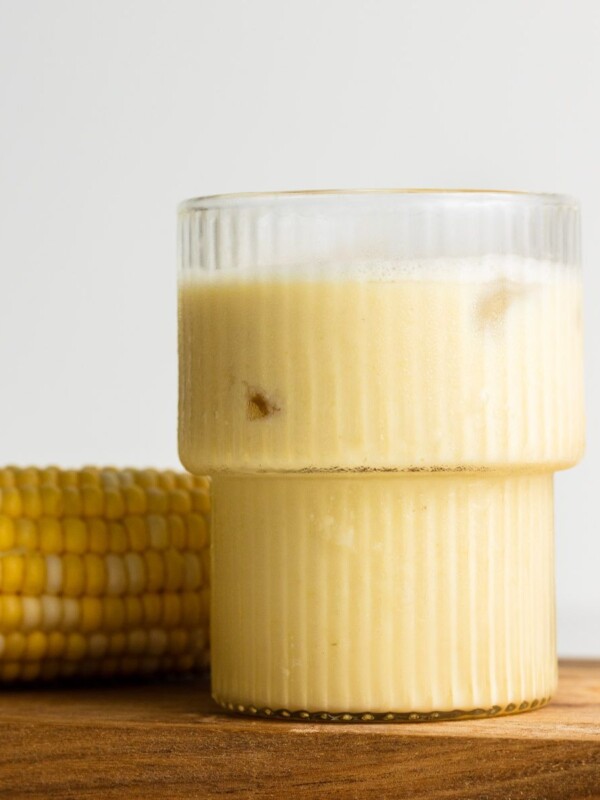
[178,190,584,721]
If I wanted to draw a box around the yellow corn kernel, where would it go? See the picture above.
[137,469,159,488]
[1,596,22,630]
[162,593,181,627]
[46,631,66,657]
[0,469,16,489]
[117,469,137,489]
[82,486,104,517]
[58,470,78,488]
[169,489,191,514]
[168,514,186,549]
[62,597,80,630]
[21,596,42,630]
[39,517,63,554]
[104,488,125,520]
[190,627,207,654]
[144,550,164,591]
[142,594,162,626]
[146,488,168,515]
[124,516,147,551]
[62,554,85,596]
[40,484,64,516]
[64,632,86,660]
[62,486,83,515]
[4,632,26,659]
[15,517,38,550]
[169,629,189,655]
[124,596,143,628]
[190,488,210,513]
[80,597,103,632]
[108,522,128,553]
[187,513,208,551]
[2,554,24,593]
[165,549,186,592]
[83,553,106,596]
[88,633,109,658]
[100,468,120,488]
[183,553,202,591]
[80,468,101,488]
[103,597,125,631]
[127,629,147,655]
[181,592,201,626]
[79,597,102,633]
[41,595,61,630]
[0,515,15,549]
[40,467,60,485]
[25,631,47,661]
[175,654,195,672]
[119,468,135,485]
[124,485,146,514]
[23,553,46,595]
[1,661,21,681]
[124,552,145,595]
[15,468,39,487]
[159,470,178,491]
[105,553,126,596]
[175,473,194,491]
[107,631,127,655]
[21,486,42,519]
[88,518,109,554]
[63,517,87,554]
[147,515,168,550]
[148,628,168,655]
[44,554,63,594]
[1,487,22,517]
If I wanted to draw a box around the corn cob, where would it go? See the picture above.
[0,466,210,681]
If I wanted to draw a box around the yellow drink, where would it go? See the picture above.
[211,472,556,715]
[179,261,583,473]
[179,258,583,717]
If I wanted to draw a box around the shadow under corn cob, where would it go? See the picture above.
[0,466,210,681]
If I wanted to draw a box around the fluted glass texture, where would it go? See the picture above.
[178,190,584,719]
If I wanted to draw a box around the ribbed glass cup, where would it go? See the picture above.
[178,190,584,721]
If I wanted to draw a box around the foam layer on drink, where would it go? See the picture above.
[211,472,556,714]
[179,257,584,473]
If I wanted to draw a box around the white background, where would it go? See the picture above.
[0,0,598,656]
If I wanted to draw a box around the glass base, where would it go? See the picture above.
[211,473,557,716]
[213,694,551,723]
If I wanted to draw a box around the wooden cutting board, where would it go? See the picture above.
[1,659,598,799]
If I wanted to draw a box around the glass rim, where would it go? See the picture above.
[179,188,578,212]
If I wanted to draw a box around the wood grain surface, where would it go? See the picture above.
[0,660,598,799]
